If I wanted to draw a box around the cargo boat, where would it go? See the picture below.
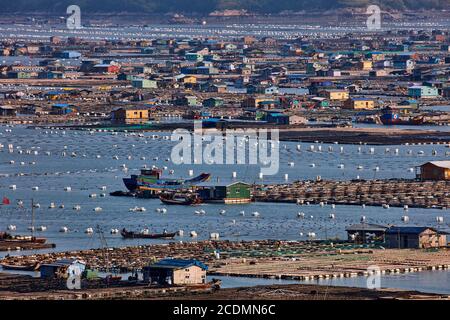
[380,107,423,126]
[123,168,211,192]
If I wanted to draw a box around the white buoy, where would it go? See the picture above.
[64,186,72,192]
[436,216,444,223]
[284,174,289,181]
[178,230,184,237]
[240,210,245,216]
[252,211,260,217]
[188,169,194,176]
[210,232,220,240]
[93,207,102,212]
[36,226,47,232]
[59,226,68,233]
[7,225,16,231]
[401,215,409,222]
[329,213,335,219]
[404,205,409,211]
[73,205,81,211]
[32,186,39,191]
[9,185,16,190]
[190,231,198,237]
[85,228,94,234]
[338,164,344,169]
[310,163,316,168]
[297,212,305,218]
[110,228,119,234]
[49,202,56,209]
[232,171,237,178]
[360,215,366,222]
[259,172,263,179]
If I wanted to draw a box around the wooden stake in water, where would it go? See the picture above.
[31,198,35,237]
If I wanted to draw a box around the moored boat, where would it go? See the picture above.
[123,168,211,192]
[1,262,39,271]
[159,192,202,205]
[120,228,177,239]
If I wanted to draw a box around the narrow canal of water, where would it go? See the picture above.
[213,270,450,295]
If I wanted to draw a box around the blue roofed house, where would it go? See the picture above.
[55,51,82,59]
[51,103,75,115]
[142,259,208,285]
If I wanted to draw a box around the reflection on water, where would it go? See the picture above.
[215,270,450,295]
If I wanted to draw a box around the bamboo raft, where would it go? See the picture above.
[252,179,450,208]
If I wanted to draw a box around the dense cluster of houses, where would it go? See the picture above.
[0,28,449,124]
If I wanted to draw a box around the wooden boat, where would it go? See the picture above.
[120,228,177,239]
[1,263,39,271]
[159,193,202,206]
[0,232,47,244]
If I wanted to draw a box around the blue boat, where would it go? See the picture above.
[123,168,211,192]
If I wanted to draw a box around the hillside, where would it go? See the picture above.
[1,0,449,14]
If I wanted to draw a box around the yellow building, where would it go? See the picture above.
[359,60,373,70]
[344,98,375,110]
[111,108,149,124]
[182,76,197,84]
[321,89,349,101]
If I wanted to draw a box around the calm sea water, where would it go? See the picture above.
[215,270,450,295]
[0,125,449,257]
[3,270,447,295]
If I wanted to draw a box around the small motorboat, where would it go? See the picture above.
[120,228,176,239]
[159,193,202,206]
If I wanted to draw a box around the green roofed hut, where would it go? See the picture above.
[196,181,251,204]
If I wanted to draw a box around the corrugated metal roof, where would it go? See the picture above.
[148,259,208,271]
[425,161,450,169]
[345,223,389,232]
[386,226,436,235]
